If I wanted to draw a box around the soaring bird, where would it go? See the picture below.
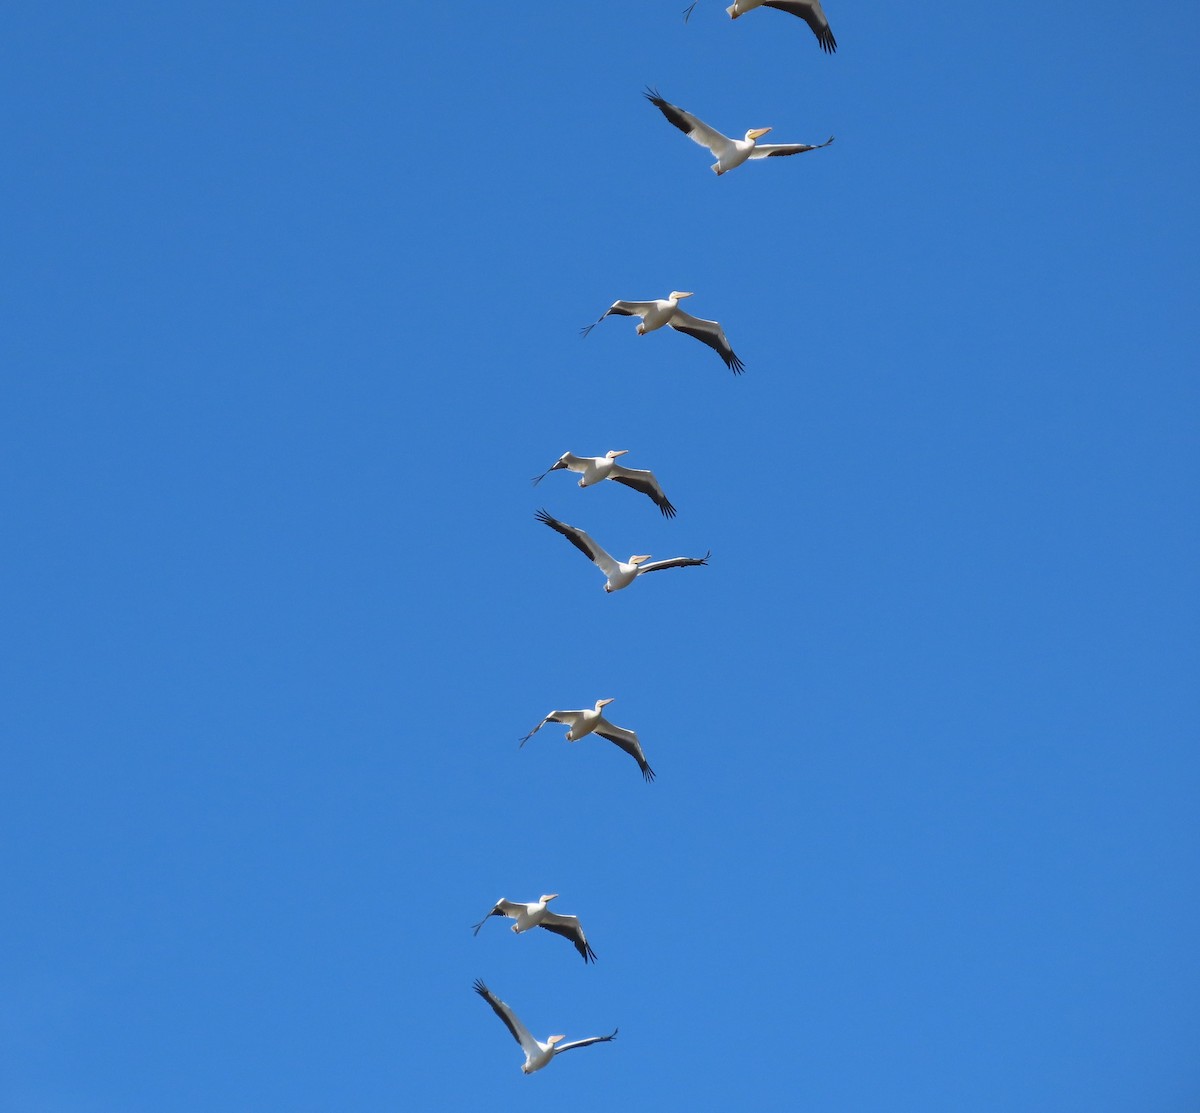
[535,508,708,593]
[726,0,837,52]
[643,87,833,176]
[533,450,676,517]
[473,980,617,1074]
[472,895,598,963]
[520,697,656,783]
[582,290,744,374]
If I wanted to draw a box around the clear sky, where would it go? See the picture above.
[2,3,1198,1110]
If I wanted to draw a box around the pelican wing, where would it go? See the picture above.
[748,135,835,159]
[637,551,710,576]
[668,310,745,374]
[554,1029,618,1056]
[535,509,620,578]
[533,452,587,485]
[520,709,584,746]
[474,980,541,1058]
[608,464,676,518]
[538,912,598,964]
[471,897,526,934]
[643,87,730,154]
[763,0,837,51]
[594,717,656,783]
[581,300,657,337]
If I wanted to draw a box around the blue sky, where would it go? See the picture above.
[2,3,1198,1110]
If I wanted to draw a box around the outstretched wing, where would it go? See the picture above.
[532,452,586,485]
[749,135,835,159]
[473,980,540,1058]
[520,709,584,747]
[581,300,656,337]
[471,898,526,935]
[535,509,620,578]
[763,0,837,52]
[538,912,598,964]
[643,87,730,154]
[594,717,656,783]
[554,1029,618,1056]
[607,464,676,518]
[637,551,710,577]
[668,310,744,374]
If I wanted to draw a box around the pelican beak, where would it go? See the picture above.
[748,127,772,140]
[598,698,615,707]
[611,449,630,458]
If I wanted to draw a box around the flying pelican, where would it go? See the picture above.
[533,451,676,518]
[520,697,656,782]
[726,0,837,52]
[581,291,744,374]
[535,508,708,594]
[472,895,598,963]
[643,87,834,176]
[473,980,617,1075]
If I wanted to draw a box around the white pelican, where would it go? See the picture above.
[533,451,676,518]
[581,290,744,374]
[727,0,837,52]
[472,895,598,963]
[643,87,834,176]
[473,980,617,1075]
[520,697,656,782]
[535,508,708,594]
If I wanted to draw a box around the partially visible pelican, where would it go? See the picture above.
[473,980,617,1074]
[520,697,656,782]
[533,451,676,518]
[582,290,744,374]
[535,508,709,593]
[472,895,598,963]
[727,0,837,52]
[643,87,834,176]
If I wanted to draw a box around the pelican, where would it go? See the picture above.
[535,508,708,594]
[472,895,597,963]
[520,697,656,782]
[533,451,676,518]
[643,87,834,176]
[727,0,837,52]
[581,291,744,374]
[473,980,617,1075]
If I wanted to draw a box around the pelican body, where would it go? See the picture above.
[472,894,598,963]
[582,291,744,374]
[474,980,617,1074]
[644,87,833,177]
[535,508,708,593]
[521,697,656,782]
[533,450,676,517]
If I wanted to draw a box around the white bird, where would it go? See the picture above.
[643,87,834,176]
[533,450,676,518]
[520,697,656,782]
[473,980,617,1075]
[726,0,837,52]
[582,290,744,374]
[535,508,708,594]
[472,895,598,963]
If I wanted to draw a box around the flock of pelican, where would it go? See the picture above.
[474,4,840,1074]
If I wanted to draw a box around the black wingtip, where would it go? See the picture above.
[642,763,657,783]
[727,351,746,374]
[660,500,678,519]
[473,978,489,996]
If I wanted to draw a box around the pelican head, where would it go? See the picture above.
[746,127,772,141]
[605,449,630,459]
[629,555,652,566]
[539,893,559,903]
[669,290,694,301]
[595,697,616,710]
[547,1035,566,1047]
